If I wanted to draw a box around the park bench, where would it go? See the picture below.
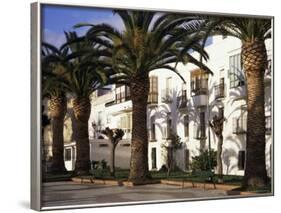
[180,171,216,190]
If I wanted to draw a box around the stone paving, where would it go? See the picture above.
[42,181,228,208]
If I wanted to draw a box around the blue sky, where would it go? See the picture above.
[42,4,212,47]
[42,4,124,47]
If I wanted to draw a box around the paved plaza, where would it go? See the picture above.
[42,181,228,208]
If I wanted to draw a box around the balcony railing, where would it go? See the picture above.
[191,79,208,96]
[148,92,158,105]
[214,83,225,99]
[105,91,130,107]
[116,91,131,103]
[233,117,247,134]
[161,88,173,103]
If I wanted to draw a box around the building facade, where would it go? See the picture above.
[43,35,272,176]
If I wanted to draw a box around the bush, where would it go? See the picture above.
[91,160,109,171]
[190,149,217,173]
[158,165,168,172]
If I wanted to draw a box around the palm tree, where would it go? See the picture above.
[75,11,212,183]
[204,17,271,188]
[60,32,112,175]
[42,43,70,174]
[209,115,224,183]
[101,127,124,177]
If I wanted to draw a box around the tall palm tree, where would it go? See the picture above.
[42,43,71,174]
[204,17,271,188]
[75,11,212,183]
[60,32,112,175]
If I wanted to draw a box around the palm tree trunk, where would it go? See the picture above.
[128,73,150,183]
[109,144,116,177]
[167,147,172,177]
[49,96,67,173]
[242,40,268,188]
[217,135,223,183]
[72,97,91,175]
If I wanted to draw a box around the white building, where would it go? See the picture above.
[44,35,272,176]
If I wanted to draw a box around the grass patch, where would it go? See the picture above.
[44,169,243,186]
[79,169,129,180]
[150,170,242,185]
[78,169,243,186]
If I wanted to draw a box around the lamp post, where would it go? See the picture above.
[207,75,213,179]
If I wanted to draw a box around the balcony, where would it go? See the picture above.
[191,79,208,107]
[232,117,247,134]
[105,91,130,107]
[148,92,158,107]
[214,83,225,100]
[191,79,208,96]
[161,88,173,103]
[115,91,131,104]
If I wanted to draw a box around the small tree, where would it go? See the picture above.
[101,127,124,177]
[162,132,183,177]
[191,149,217,173]
[209,114,225,183]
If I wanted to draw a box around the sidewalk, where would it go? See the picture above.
[42,181,227,208]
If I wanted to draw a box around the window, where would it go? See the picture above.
[118,113,132,135]
[64,148,71,161]
[116,85,130,103]
[229,53,245,88]
[190,70,208,96]
[162,77,172,102]
[215,78,225,99]
[150,116,156,141]
[193,112,206,139]
[185,149,190,170]
[151,148,157,169]
[177,83,187,108]
[200,112,206,138]
[238,150,246,170]
[266,116,271,135]
[233,105,247,134]
[120,116,127,129]
[218,107,224,119]
[184,115,189,137]
[148,76,158,104]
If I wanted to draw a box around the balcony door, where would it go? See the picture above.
[151,148,157,169]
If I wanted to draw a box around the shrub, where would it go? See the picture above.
[158,165,168,172]
[190,149,217,173]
